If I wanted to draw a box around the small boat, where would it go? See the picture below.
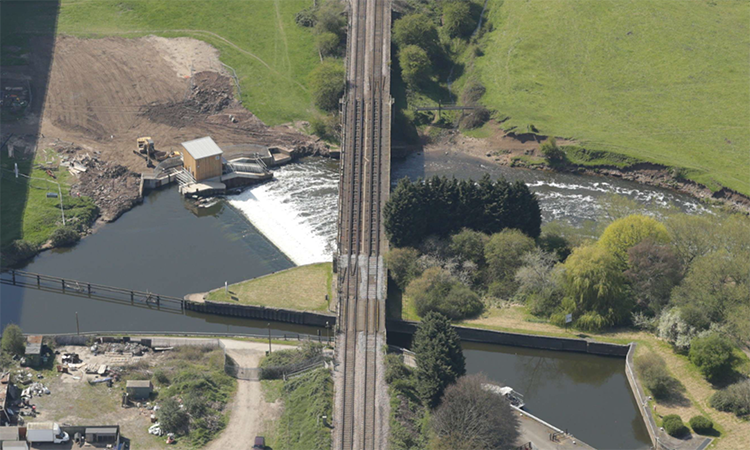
[482,384,526,409]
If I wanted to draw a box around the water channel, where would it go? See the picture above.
[1,153,697,449]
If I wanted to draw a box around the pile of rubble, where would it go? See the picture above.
[70,156,142,222]
[21,382,50,398]
[92,341,149,357]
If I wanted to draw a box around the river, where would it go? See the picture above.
[1,154,693,449]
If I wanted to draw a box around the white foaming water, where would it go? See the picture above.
[227,159,339,266]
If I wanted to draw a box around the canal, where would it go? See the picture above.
[1,155,691,449]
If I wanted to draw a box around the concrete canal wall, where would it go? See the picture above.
[184,300,335,327]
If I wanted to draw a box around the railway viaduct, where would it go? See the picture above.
[332,0,392,447]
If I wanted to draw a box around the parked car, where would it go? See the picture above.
[252,436,266,449]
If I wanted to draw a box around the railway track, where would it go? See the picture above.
[333,0,391,448]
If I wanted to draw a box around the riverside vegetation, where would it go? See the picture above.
[384,181,750,444]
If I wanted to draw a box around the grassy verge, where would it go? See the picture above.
[205,262,332,312]
[57,0,320,126]
[394,300,750,449]
[262,368,333,450]
[465,0,749,195]
[0,151,97,256]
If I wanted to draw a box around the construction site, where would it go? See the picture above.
[2,35,329,222]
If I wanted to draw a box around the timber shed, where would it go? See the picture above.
[125,380,152,400]
[181,137,223,181]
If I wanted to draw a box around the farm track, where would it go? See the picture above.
[333,0,391,448]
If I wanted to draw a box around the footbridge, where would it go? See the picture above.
[332,0,392,447]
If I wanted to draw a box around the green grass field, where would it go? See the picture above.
[469,0,749,194]
[0,152,97,250]
[57,0,321,125]
[206,262,332,312]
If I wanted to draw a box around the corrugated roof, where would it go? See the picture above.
[2,440,28,450]
[0,427,19,440]
[26,336,43,345]
[85,427,118,435]
[126,380,152,388]
[181,137,223,160]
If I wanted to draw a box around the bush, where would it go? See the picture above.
[393,13,439,54]
[308,113,340,143]
[540,137,565,162]
[159,398,189,434]
[295,7,316,27]
[399,45,431,89]
[1,324,25,356]
[442,0,475,38]
[662,414,688,437]
[0,240,39,266]
[385,247,423,290]
[50,226,80,247]
[636,353,677,400]
[450,229,489,266]
[308,60,345,112]
[153,369,170,386]
[688,334,735,381]
[315,31,340,57]
[688,416,713,434]
[407,267,483,320]
[709,380,750,417]
[484,229,536,298]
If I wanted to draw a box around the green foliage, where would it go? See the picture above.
[316,31,340,57]
[406,267,483,320]
[431,374,520,450]
[1,324,25,356]
[384,175,541,248]
[536,230,571,261]
[688,416,713,435]
[308,59,345,112]
[442,1,475,39]
[413,312,466,408]
[561,244,631,330]
[260,342,325,379]
[484,229,536,298]
[657,308,698,351]
[393,13,439,55]
[636,353,679,400]
[386,354,428,450]
[598,215,670,265]
[0,240,39,267]
[399,45,431,89]
[662,414,688,438]
[50,226,80,247]
[514,250,564,317]
[273,368,333,450]
[709,380,750,417]
[688,334,735,381]
[153,369,170,386]
[386,247,423,290]
[540,137,565,162]
[308,113,340,144]
[450,229,489,266]
[158,397,190,434]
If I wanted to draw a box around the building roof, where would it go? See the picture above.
[0,427,19,440]
[24,344,41,355]
[126,380,152,388]
[181,137,223,160]
[1,440,28,450]
[85,427,118,435]
[26,336,42,345]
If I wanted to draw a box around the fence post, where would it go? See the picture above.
[62,279,65,292]
[11,270,16,285]
[156,295,160,308]
[37,274,40,287]
[87,283,91,297]
[130,292,134,304]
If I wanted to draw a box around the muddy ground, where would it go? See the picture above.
[3,35,327,223]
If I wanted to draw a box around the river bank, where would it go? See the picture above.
[423,124,750,213]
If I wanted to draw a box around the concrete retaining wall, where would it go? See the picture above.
[386,319,630,357]
[184,300,335,327]
[625,343,659,449]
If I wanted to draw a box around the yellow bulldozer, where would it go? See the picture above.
[135,137,180,166]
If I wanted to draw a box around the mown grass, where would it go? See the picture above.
[468,0,749,194]
[57,0,320,125]
[263,368,333,450]
[206,262,332,312]
[0,151,97,251]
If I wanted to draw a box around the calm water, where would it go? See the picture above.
[1,155,683,449]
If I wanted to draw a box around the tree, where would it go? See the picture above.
[665,214,717,269]
[709,380,750,417]
[385,247,423,290]
[412,312,465,408]
[624,239,682,315]
[657,308,699,351]
[450,229,489,266]
[539,137,565,162]
[688,416,714,435]
[314,0,346,38]
[662,415,688,437]
[308,60,345,112]
[598,215,670,265]
[399,45,431,89]
[393,13,439,54]
[689,334,735,381]
[158,397,189,434]
[406,267,483,320]
[561,244,631,330]
[1,324,25,356]
[636,353,678,400]
[442,1,475,39]
[50,226,80,247]
[484,229,535,297]
[514,249,564,316]
[315,31,340,57]
[431,374,520,450]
